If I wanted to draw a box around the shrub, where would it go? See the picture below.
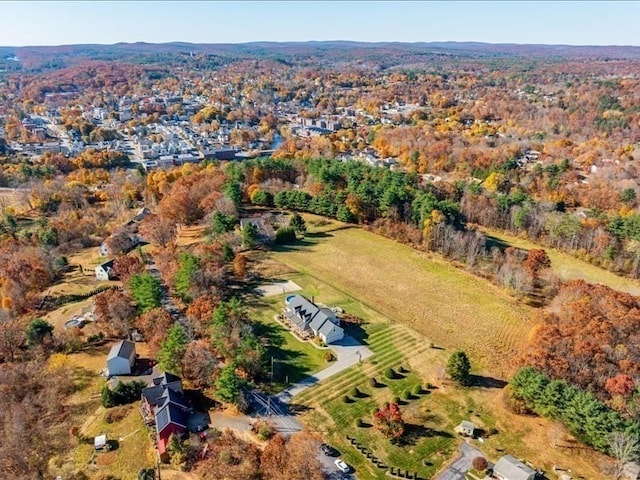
[343,395,351,403]
[392,396,400,404]
[355,418,364,427]
[275,226,297,245]
[324,351,336,362]
[104,406,129,424]
[412,384,422,395]
[472,456,488,471]
[385,368,395,379]
[253,420,276,441]
[369,377,378,387]
[424,382,435,390]
[101,381,145,408]
[351,387,360,398]
[401,390,410,400]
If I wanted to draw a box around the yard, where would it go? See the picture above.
[249,294,331,392]
[47,349,158,480]
[269,215,532,376]
[255,215,610,480]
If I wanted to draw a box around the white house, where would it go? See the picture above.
[283,295,344,344]
[95,259,115,281]
[106,340,136,376]
[493,455,536,480]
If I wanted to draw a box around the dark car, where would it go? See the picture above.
[321,443,339,456]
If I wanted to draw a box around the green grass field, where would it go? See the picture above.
[248,295,330,391]
[293,322,462,480]
[480,226,640,295]
[270,216,532,375]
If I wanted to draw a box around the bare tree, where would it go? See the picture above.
[609,431,640,480]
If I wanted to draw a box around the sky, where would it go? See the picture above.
[1,1,639,47]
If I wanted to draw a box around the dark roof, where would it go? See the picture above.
[108,340,135,360]
[152,372,182,386]
[141,385,165,406]
[157,387,191,411]
[284,309,310,332]
[318,319,343,338]
[98,259,115,270]
[287,295,319,325]
[308,309,332,333]
[155,403,187,434]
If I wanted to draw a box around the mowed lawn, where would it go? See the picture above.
[271,217,533,375]
[480,226,640,296]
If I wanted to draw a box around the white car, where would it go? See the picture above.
[335,459,350,473]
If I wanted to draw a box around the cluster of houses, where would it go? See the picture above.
[104,340,200,462]
[282,294,344,344]
[95,207,149,281]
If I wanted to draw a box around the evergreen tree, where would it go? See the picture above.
[26,318,54,347]
[215,363,242,404]
[128,273,163,312]
[174,253,199,302]
[242,222,259,248]
[446,350,471,386]
[289,213,307,234]
[159,324,189,374]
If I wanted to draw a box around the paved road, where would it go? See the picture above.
[436,442,486,480]
[276,335,373,403]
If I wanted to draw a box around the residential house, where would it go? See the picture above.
[95,259,115,281]
[240,216,276,243]
[141,372,192,462]
[493,455,536,480]
[283,295,344,344]
[106,340,136,376]
[100,230,140,256]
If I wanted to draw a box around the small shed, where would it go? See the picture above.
[455,420,476,437]
[106,340,136,376]
[94,434,107,450]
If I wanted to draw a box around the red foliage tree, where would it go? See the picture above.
[605,374,635,397]
[372,402,405,439]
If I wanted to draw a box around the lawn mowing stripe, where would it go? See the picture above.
[297,339,421,399]
[298,343,431,405]
[294,339,420,403]
[294,331,419,399]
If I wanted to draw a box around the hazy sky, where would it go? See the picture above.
[1,1,639,47]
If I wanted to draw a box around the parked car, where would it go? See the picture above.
[335,459,350,473]
[321,443,338,456]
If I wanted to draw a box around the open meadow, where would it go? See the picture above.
[270,215,533,376]
[479,225,640,295]
[254,216,610,480]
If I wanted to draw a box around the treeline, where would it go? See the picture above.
[523,280,640,418]
[509,366,636,454]
[238,157,555,301]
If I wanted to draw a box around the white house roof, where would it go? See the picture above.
[108,340,135,360]
[94,434,107,449]
[494,455,535,480]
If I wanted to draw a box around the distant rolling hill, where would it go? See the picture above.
[2,40,640,72]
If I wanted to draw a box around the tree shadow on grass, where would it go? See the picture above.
[395,424,454,447]
[254,322,318,385]
[343,322,370,345]
[468,374,508,389]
